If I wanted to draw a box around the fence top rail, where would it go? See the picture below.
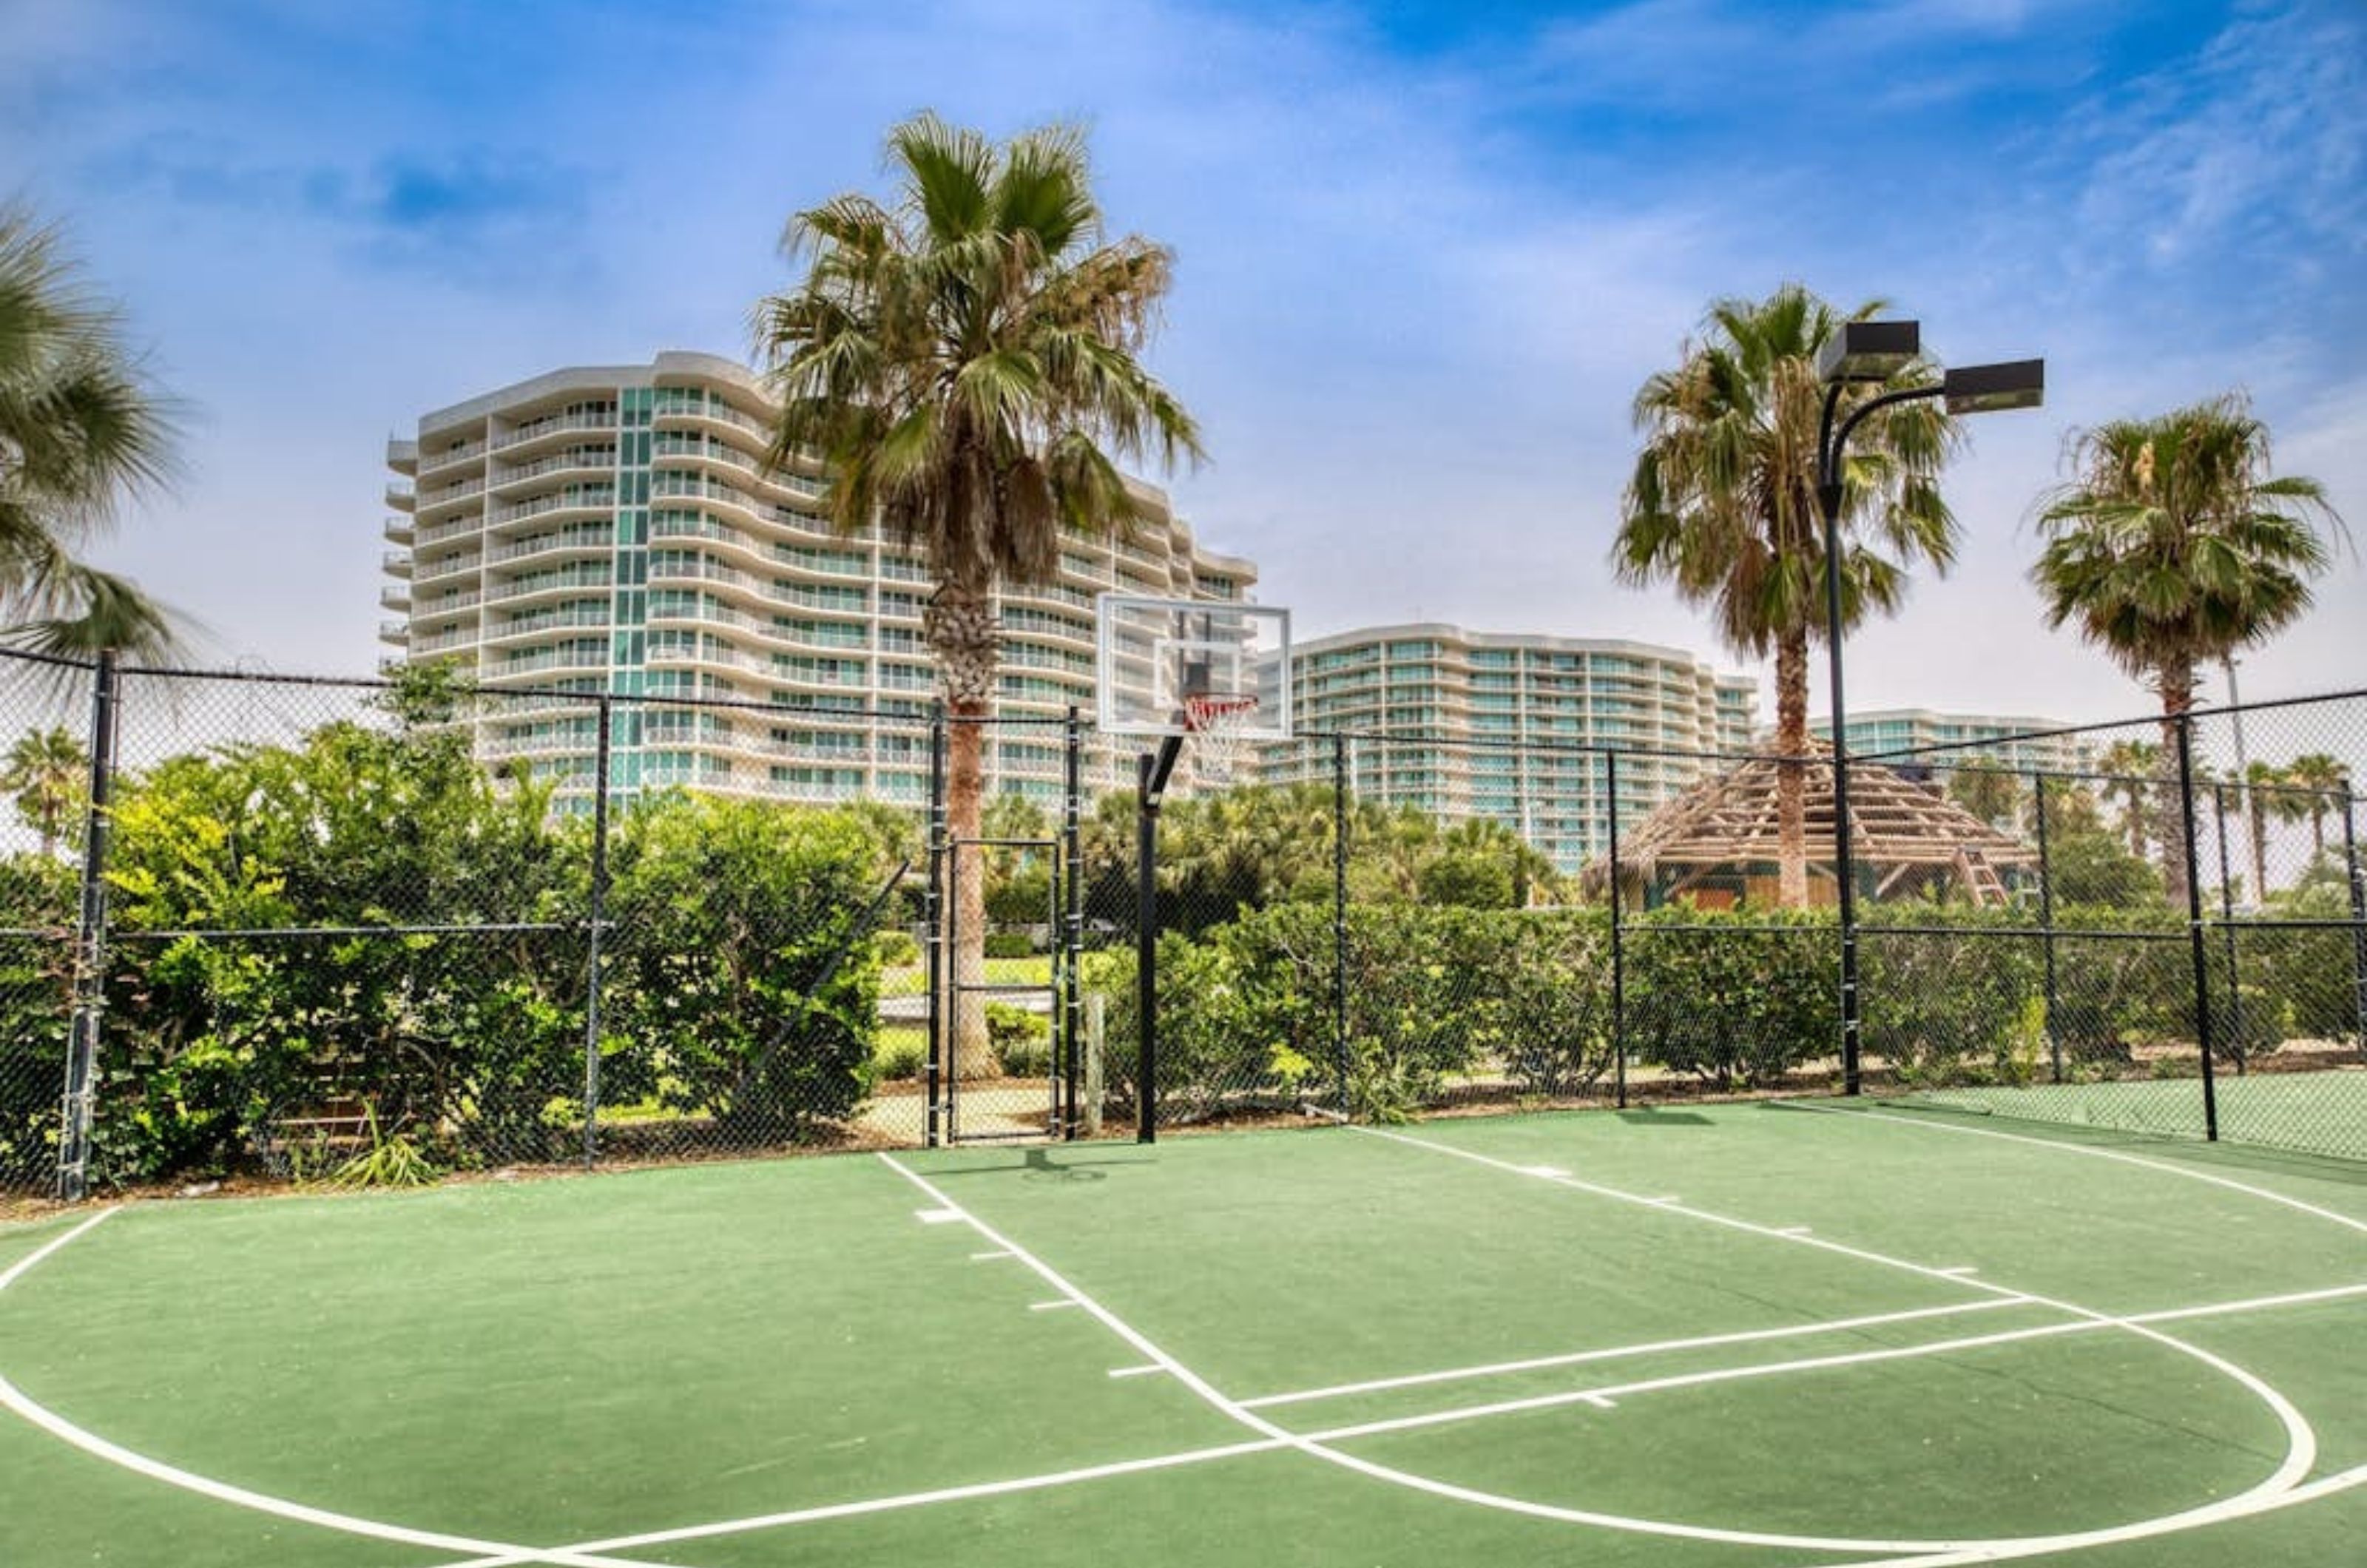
[1855,686,2367,765]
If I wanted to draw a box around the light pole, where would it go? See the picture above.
[1814,322,2044,1094]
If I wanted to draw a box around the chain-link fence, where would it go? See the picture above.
[3,647,2361,1197]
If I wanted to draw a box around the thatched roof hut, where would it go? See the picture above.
[1584,744,2036,909]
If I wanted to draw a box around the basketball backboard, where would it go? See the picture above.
[1093,593,1291,741]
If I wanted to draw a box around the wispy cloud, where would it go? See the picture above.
[82,140,599,287]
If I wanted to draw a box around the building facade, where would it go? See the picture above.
[1808,709,2094,779]
[382,352,1254,808]
[1260,624,1759,871]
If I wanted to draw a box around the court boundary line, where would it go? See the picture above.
[1790,1100,2367,1237]
[6,1120,2359,1568]
[0,1209,661,1568]
[1238,1297,2027,1410]
[434,1274,2367,1568]
[1294,1280,2367,1445]
[1345,1123,2340,1564]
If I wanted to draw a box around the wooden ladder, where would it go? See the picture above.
[1955,847,2009,907]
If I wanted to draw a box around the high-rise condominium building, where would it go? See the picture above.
[1260,624,1759,871]
[1808,709,2094,779]
[381,352,1254,808]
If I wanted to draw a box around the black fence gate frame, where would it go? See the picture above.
[925,709,1087,1148]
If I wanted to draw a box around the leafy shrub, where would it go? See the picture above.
[873,1030,927,1081]
[1622,910,1836,1088]
[985,1002,1049,1077]
[983,932,1037,960]
[874,929,920,969]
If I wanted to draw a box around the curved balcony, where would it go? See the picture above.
[381,550,413,578]
[487,569,613,606]
[418,436,487,474]
[382,515,414,546]
[482,604,612,644]
[413,549,483,584]
[487,487,616,527]
[490,408,618,455]
[411,590,481,624]
[417,513,487,547]
[490,447,617,494]
[490,526,610,567]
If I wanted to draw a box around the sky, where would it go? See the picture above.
[2,0,2362,731]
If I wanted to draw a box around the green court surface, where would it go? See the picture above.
[3,1104,2362,1567]
[1900,1067,2367,1159]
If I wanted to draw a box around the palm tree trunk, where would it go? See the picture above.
[2247,791,2270,904]
[2156,664,2195,908]
[928,584,1002,1081]
[1774,632,1809,909]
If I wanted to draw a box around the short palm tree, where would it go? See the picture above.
[754,114,1202,1076]
[1615,284,1960,907]
[2093,737,2160,859]
[0,206,182,658]
[2032,394,2345,905]
[2281,751,2347,860]
[1,724,87,856]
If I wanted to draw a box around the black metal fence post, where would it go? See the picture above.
[56,650,119,1203]
[1136,752,1158,1145]
[1332,734,1350,1123]
[2211,780,2243,1073]
[1061,707,1083,1140]
[579,695,615,1167]
[1607,749,1627,1111]
[2174,717,2220,1141]
[924,707,947,1149]
[2031,770,2062,1084]
[2344,780,2367,1055]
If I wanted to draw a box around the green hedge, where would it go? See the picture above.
[0,715,893,1186]
[1081,900,2343,1120]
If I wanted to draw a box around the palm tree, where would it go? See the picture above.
[0,206,183,658]
[754,114,1202,1076]
[2033,394,2345,905]
[2094,737,2159,859]
[1,725,87,856]
[2282,752,2347,860]
[1615,285,1961,906]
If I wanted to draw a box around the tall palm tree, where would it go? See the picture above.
[1614,285,1961,906]
[1,725,87,856]
[2282,752,2347,860]
[0,206,183,658]
[2033,394,2344,905]
[753,114,1202,1076]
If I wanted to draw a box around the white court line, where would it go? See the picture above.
[1346,1125,2327,1553]
[1792,1100,2367,1237]
[1291,1280,2367,1446]
[444,1277,2367,1568]
[0,1209,655,1568]
[1240,1297,2027,1410]
[1029,1299,1079,1311]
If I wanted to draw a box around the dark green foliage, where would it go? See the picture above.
[601,795,885,1143]
[1622,910,1836,1089]
[985,1001,1049,1078]
[0,683,891,1186]
[983,931,1036,959]
[0,853,73,1184]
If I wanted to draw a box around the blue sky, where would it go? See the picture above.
[3,0,2361,726]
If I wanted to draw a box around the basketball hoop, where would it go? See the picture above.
[1183,692,1260,785]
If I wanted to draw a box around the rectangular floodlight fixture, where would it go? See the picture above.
[1942,359,2045,414]
[1814,320,1921,384]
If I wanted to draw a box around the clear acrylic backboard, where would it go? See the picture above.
[1094,593,1291,745]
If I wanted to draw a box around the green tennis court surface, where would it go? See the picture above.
[4,1104,2362,1567]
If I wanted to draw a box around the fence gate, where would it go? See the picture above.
[925,712,1085,1147]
